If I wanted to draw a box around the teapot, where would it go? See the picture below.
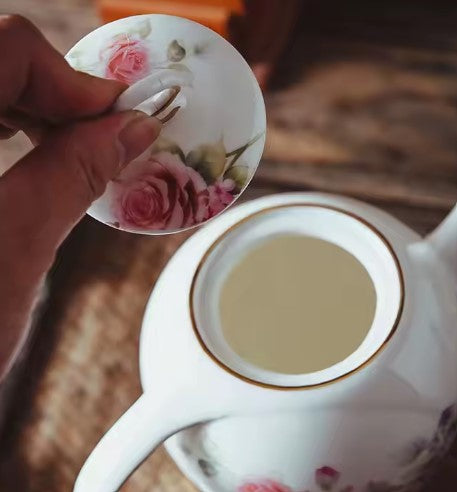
[66,12,457,492]
[74,192,457,492]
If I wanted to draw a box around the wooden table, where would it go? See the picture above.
[1,1,457,491]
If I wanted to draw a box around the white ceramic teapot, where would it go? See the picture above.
[75,192,457,492]
[67,12,457,492]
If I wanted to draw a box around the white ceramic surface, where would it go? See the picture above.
[74,193,457,492]
[66,15,265,235]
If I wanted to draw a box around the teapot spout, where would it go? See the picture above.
[427,204,457,280]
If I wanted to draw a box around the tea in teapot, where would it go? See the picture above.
[219,235,377,374]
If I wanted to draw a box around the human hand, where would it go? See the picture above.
[0,15,162,378]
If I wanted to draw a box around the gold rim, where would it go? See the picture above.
[189,203,405,390]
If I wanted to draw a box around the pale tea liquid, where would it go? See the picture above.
[219,236,376,374]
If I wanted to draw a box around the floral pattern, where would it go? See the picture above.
[208,179,236,216]
[67,18,265,232]
[238,480,293,492]
[113,152,209,230]
[366,403,457,492]
[69,18,191,84]
[315,467,342,490]
[111,134,261,231]
[100,27,187,85]
[233,404,457,492]
[102,36,150,84]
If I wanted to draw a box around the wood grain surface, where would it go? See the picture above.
[1,1,457,491]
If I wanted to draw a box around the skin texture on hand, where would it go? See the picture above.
[0,15,162,380]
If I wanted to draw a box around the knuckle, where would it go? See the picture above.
[62,124,116,201]
[0,14,34,36]
[0,125,18,139]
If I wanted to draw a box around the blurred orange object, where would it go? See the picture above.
[96,0,245,39]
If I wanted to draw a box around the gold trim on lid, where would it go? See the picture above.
[189,203,405,391]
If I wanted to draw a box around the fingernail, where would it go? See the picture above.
[117,111,162,165]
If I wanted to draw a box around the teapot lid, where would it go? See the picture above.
[66,14,266,234]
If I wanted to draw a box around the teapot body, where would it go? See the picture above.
[166,402,457,492]
[142,193,457,492]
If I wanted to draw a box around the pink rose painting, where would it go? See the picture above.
[103,36,150,84]
[93,28,264,232]
[68,24,265,233]
[111,132,262,231]
[237,467,348,492]
[208,179,236,216]
[99,26,188,85]
[238,479,293,492]
[315,466,341,490]
[113,152,215,230]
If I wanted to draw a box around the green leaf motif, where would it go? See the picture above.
[186,140,227,184]
[167,40,186,62]
[131,19,152,39]
[198,459,217,477]
[67,51,86,71]
[67,50,82,61]
[224,131,265,170]
[194,41,210,56]
[150,138,186,162]
[167,62,192,74]
[224,166,249,192]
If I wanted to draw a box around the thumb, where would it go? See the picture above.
[0,110,161,378]
[0,110,161,275]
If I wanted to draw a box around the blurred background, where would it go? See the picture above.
[1,0,457,490]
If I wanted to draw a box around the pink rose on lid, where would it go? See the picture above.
[315,466,341,490]
[113,152,210,231]
[207,179,235,216]
[103,36,149,84]
[238,479,292,492]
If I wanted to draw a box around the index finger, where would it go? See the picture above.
[0,15,126,123]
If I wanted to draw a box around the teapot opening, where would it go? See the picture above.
[191,204,404,389]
